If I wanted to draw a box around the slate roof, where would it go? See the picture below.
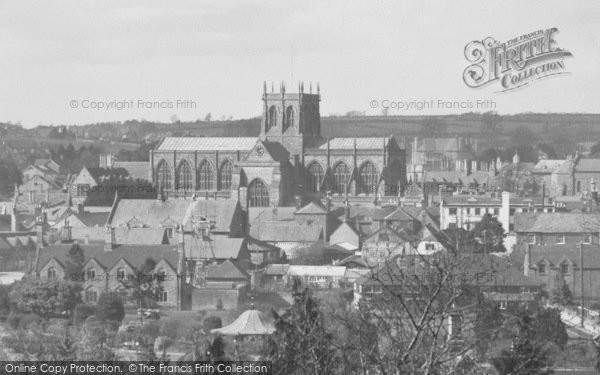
[114,228,168,245]
[357,253,540,288]
[110,199,239,233]
[516,213,600,233]
[246,237,280,252]
[36,243,179,272]
[308,137,391,150]
[287,265,347,277]
[576,159,600,172]
[248,207,296,223]
[206,259,250,280]
[182,235,246,260]
[73,212,109,227]
[533,159,566,172]
[263,264,290,276]
[295,201,328,215]
[249,222,323,242]
[157,137,257,151]
[422,171,494,185]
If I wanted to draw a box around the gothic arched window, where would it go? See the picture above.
[284,106,294,132]
[156,160,172,191]
[358,161,379,195]
[306,162,324,193]
[248,179,270,207]
[332,162,351,195]
[197,160,214,191]
[219,160,233,191]
[267,106,277,132]
[176,160,193,191]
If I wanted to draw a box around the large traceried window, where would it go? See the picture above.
[219,160,233,191]
[248,179,270,207]
[284,106,294,132]
[176,160,193,191]
[332,162,351,195]
[156,160,172,191]
[267,106,277,132]
[358,161,379,195]
[197,160,214,190]
[306,162,324,193]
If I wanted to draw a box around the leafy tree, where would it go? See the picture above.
[203,316,222,333]
[95,292,125,322]
[64,243,85,282]
[492,313,552,375]
[0,160,22,198]
[533,307,568,350]
[420,117,446,138]
[550,273,573,306]
[269,280,337,374]
[474,299,504,358]
[120,257,162,323]
[73,303,95,324]
[470,214,507,253]
[9,277,82,319]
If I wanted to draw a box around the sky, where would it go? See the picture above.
[0,0,598,127]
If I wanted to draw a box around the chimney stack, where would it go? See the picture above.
[104,225,115,251]
[35,215,44,250]
[294,195,302,211]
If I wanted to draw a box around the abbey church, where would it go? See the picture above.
[150,82,407,207]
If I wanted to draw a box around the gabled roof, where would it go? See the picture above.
[183,235,246,260]
[73,212,110,227]
[156,137,257,151]
[529,245,600,269]
[576,159,600,172]
[114,228,168,245]
[264,264,290,276]
[295,201,328,215]
[206,259,250,280]
[250,222,323,242]
[36,243,179,272]
[385,207,415,222]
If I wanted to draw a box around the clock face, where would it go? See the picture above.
[256,146,264,156]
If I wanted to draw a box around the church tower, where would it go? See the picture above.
[260,81,321,157]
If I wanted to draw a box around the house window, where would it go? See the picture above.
[117,268,126,281]
[47,267,57,279]
[166,228,174,238]
[556,234,566,244]
[499,300,507,310]
[449,208,457,215]
[466,208,471,215]
[425,243,436,251]
[156,269,167,282]
[87,268,96,280]
[378,233,389,242]
[538,263,546,275]
[474,208,481,215]
[561,263,570,275]
[85,288,98,303]
[527,234,536,245]
[493,208,499,215]
[584,233,592,244]
[157,291,168,302]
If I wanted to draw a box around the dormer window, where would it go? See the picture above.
[583,233,592,245]
[556,234,566,244]
[561,262,570,275]
[47,267,56,279]
[378,233,389,242]
[117,268,126,281]
[166,228,174,238]
[538,262,546,275]
[527,234,536,245]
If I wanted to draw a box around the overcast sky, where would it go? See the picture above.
[0,0,598,127]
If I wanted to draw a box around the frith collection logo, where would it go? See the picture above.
[463,28,573,92]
